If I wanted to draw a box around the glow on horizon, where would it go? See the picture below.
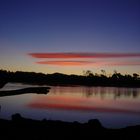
[1,63,140,76]
[1,50,140,75]
[1,51,140,75]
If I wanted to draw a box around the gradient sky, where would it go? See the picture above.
[0,0,140,75]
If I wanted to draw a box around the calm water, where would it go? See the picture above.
[0,83,140,128]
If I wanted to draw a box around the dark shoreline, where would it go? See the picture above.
[0,113,140,139]
[0,69,140,88]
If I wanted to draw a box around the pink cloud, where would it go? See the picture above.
[29,52,140,66]
[29,52,140,59]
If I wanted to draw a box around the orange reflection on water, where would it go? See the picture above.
[28,94,140,115]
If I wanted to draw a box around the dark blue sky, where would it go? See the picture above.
[0,0,140,74]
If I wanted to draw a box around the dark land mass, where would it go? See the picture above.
[0,79,7,89]
[0,113,140,139]
[0,70,140,139]
[0,87,50,97]
[0,69,140,87]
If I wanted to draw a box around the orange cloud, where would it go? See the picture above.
[29,52,140,59]
[36,60,140,66]
[36,61,95,66]
[29,52,140,66]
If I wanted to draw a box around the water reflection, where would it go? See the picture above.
[0,83,140,128]
[28,86,140,116]
[28,95,140,115]
[50,86,140,99]
[1,83,140,99]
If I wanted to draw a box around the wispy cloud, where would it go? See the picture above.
[108,62,140,66]
[29,52,140,59]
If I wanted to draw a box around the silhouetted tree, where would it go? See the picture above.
[133,73,139,79]
[101,69,106,76]
[84,70,94,77]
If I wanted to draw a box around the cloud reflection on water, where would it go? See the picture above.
[28,86,140,115]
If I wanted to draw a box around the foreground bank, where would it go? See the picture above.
[0,113,140,139]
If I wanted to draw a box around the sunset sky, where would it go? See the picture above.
[0,0,140,75]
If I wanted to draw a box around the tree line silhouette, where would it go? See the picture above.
[0,69,140,87]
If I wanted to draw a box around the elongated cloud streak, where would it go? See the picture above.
[108,62,140,66]
[37,61,95,66]
[36,61,140,66]
[29,52,140,59]
[29,52,140,66]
